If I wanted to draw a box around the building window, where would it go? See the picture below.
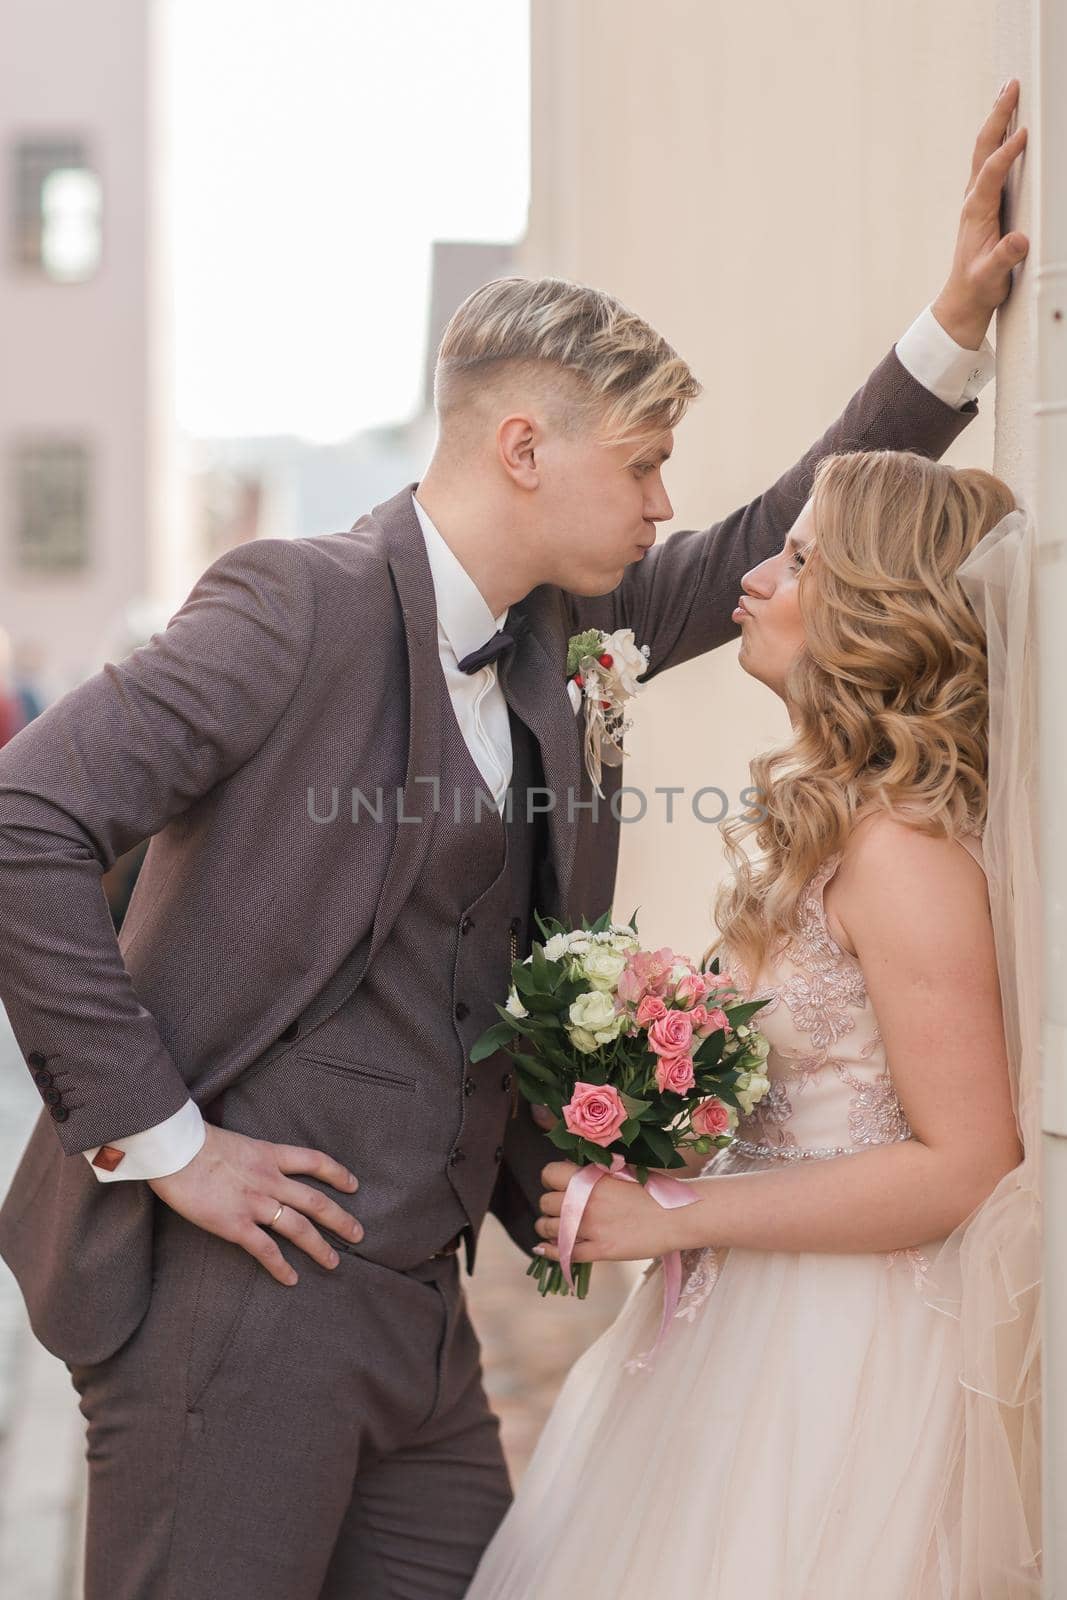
[13,441,91,573]
[13,138,102,282]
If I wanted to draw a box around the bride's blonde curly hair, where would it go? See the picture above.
[712,449,1015,979]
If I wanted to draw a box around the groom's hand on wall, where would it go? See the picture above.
[932,78,1029,351]
[147,1124,363,1285]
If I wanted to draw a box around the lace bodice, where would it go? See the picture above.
[710,831,984,1163]
[715,851,908,1162]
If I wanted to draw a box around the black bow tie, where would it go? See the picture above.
[457,612,529,674]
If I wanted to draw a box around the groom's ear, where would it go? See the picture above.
[496,413,541,488]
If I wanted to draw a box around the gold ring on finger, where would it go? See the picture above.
[269,1202,284,1228]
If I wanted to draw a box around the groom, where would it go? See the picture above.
[0,89,1025,1600]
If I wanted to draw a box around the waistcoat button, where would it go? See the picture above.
[460,916,474,935]
[501,1072,513,1092]
[454,1001,470,1021]
[464,1077,476,1096]
[494,1146,504,1162]
[279,1020,300,1042]
[449,1147,465,1165]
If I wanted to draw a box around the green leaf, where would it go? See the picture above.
[725,999,770,1026]
[547,1124,580,1150]
[580,1142,613,1168]
[619,1118,641,1142]
[530,940,553,991]
[533,909,562,941]
[521,992,564,1015]
[639,1124,678,1164]
[469,1022,518,1062]
[618,1091,652,1118]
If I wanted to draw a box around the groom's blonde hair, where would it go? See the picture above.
[434,277,700,457]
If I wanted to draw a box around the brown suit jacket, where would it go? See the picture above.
[0,349,973,1364]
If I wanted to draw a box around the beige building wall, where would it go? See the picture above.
[522,0,1000,960]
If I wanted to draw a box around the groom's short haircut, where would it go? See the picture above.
[434,277,700,455]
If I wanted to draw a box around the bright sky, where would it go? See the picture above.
[166,0,530,444]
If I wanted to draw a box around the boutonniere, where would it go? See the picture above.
[565,627,650,797]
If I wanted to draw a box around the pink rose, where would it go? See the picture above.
[654,1053,696,1094]
[692,1097,732,1137]
[647,1010,694,1056]
[635,993,668,1027]
[705,971,736,996]
[688,1003,711,1037]
[672,973,705,1009]
[618,948,677,1004]
[705,1007,730,1033]
[562,1081,628,1147]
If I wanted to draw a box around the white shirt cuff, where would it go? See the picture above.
[895,304,995,410]
[81,1097,207,1182]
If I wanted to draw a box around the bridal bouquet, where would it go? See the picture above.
[471,911,773,1304]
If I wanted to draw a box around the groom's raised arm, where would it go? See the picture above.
[573,325,981,681]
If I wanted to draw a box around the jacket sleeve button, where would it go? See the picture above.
[28,1052,47,1069]
[33,1069,54,1088]
[42,1087,62,1106]
[50,1105,70,1122]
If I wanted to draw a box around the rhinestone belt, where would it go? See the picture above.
[726,1132,912,1163]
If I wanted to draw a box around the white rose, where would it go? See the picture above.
[568,989,625,1048]
[569,1025,600,1054]
[604,628,650,696]
[505,988,528,1019]
[736,1071,771,1116]
[581,945,629,993]
[749,1035,771,1061]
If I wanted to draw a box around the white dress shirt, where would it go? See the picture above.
[81,302,995,1182]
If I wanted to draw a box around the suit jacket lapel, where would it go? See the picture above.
[365,488,444,968]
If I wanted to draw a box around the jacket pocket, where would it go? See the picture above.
[295,1051,416,1093]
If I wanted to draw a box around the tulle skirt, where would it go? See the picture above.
[466,1218,970,1598]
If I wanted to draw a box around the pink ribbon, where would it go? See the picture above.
[557,1152,703,1367]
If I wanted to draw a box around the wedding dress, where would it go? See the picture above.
[467,837,1001,1599]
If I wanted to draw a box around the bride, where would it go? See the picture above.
[465,449,1042,1598]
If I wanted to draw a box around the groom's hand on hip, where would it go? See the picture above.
[147,1124,363,1286]
[932,77,1029,350]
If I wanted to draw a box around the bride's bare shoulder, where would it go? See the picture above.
[826,813,987,958]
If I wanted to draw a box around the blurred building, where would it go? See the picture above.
[187,239,514,549]
[521,0,1002,961]
[0,0,182,693]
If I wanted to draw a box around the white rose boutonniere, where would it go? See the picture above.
[565,626,650,797]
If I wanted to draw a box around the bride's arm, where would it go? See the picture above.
[534,820,1023,1263]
